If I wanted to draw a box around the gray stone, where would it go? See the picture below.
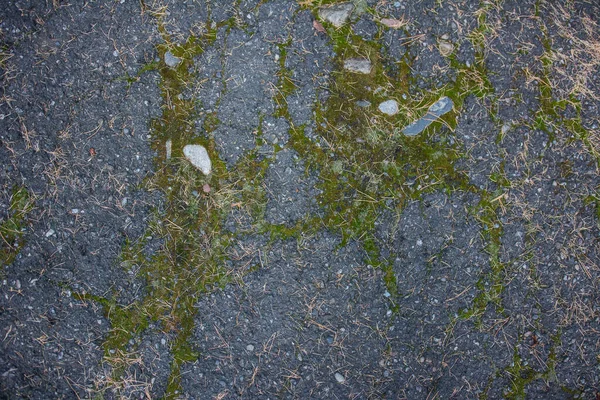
[344,58,372,74]
[355,100,371,108]
[246,344,255,351]
[335,372,345,383]
[402,96,454,136]
[183,144,212,175]
[378,99,399,115]
[318,3,354,28]
[164,51,181,68]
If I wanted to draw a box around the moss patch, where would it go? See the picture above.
[0,186,34,271]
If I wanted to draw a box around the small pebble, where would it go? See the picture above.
[246,344,255,351]
[334,372,345,383]
[164,51,182,68]
[378,100,399,115]
[166,139,172,160]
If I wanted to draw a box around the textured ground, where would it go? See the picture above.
[0,0,599,399]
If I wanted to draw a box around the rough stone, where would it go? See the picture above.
[378,99,399,115]
[164,51,181,68]
[183,145,212,175]
[165,139,172,160]
[438,41,454,57]
[318,3,354,28]
[343,58,372,74]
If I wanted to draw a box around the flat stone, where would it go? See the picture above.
[378,99,399,115]
[165,139,172,159]
[344,58,372,74]
[334,372,345,383]
[402,96,454,136]
[438,41,454,57]
[164,51,181,68]
[355,100,371,108]
[318,3,354,28]
[183,145,211,175]
[246,344,255,352]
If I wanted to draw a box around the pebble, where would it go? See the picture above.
[334,372,345,383]
[166,139,172,160]
[164,51,181,68]
[378,100,399,115]
[343,58,372,74]
[318,3,354,28]
[355,100,371,108]
[402,96,454,136]
[438,41,454,57]
[246,344,255,351]
[45,229,55,238]
[183,145,212,175]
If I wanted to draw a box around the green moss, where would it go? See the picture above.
[530,20,600,167]
[285,2,508,314]
[0,186,34,270]
[75,20,273,397]
[274,40,296,118]
[503,331,561,400]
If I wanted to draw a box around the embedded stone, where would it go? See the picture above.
[344,58,372,74]
[378,99,399,115]
[402,96,454,136]
[183,145,211,175]
[164,51,181,68]
[318,3,354,28]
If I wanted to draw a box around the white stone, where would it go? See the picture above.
[344,58,372,74]
[378,100,399,115]
[246,344,255,351]
[45,229,55,238]
[166,139,172,160]
[335,372,345,383]
[318,3,354,28]
[183,145,211,175]
[164,51,181,68]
